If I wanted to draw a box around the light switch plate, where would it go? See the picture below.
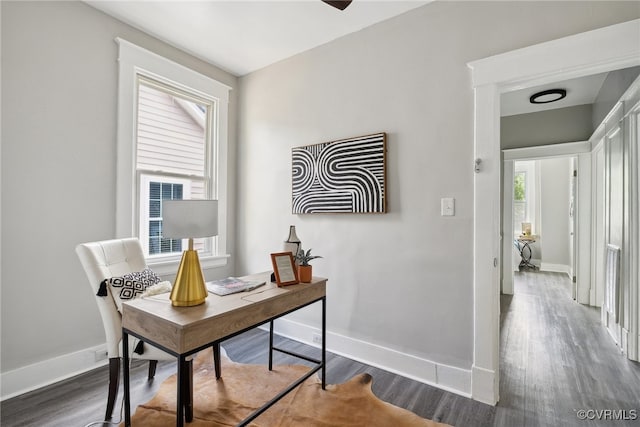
[441,197,455,216]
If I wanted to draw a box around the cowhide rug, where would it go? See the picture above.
[124,350,450,426]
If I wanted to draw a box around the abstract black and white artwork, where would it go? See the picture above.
[292,133,387,214]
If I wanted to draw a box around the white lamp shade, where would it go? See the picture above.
[162,200,218,238]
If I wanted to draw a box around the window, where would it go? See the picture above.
[116,39,230,274]
[148,182,182,254]
[135,78,209,258]
[513,160,538,236]
[513,171,527,234]
[139,175,191,256]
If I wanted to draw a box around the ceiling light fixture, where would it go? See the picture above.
[529,89,567,104]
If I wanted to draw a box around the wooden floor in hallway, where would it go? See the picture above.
[496,270,640,426]
[2,271,638,426]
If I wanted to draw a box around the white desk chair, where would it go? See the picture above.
[76,238,221,421]
[76,238,174,420]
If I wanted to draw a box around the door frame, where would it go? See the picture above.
[467,19,640,405]
[501,142,591,301]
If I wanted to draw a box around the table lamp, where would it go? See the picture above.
[162,199,218,307]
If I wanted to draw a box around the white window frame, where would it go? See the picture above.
[115,38,230,274]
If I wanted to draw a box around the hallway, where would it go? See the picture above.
[496,271,640,426]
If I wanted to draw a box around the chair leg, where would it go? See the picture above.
[213,342,221,379]
[105,357,120,420]
[148,360,158,379]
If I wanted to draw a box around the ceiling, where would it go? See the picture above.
[500,72,608,117]
[86,0,429,76]
[86,1,608,112]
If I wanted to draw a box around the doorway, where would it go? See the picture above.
[502,153,584,301]
[467,19,640,404]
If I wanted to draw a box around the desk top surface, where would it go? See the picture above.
[122,273,327,354]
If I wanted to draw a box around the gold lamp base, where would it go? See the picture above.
[170,247,208,307]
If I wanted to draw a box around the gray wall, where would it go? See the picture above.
[592,66,640,128]
[236,2,640,369]
[1,1,238,373]
[500,67,640,150]
[501,104,593,149]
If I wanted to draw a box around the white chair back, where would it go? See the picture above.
[76,238,147,358]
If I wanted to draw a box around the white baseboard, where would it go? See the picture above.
[471,364,498,405]
[3,321,474,402]
[621,327,629,356]
[266,318,472,398]
[540,262,571,276]
[1,344,108,401]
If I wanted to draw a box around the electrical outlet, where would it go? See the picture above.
[312,333,322,344]
[94,349,108,362]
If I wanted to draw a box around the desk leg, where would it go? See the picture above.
[182,359,193,422]
[322,296,326,390]
[269,320,274,371]
[123,331,131,427]
[213,342,221,380]
[176,356,184,427]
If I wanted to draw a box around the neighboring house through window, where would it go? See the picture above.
[139,175,190,255]
[136,79,205,257]
[116,39,230,274]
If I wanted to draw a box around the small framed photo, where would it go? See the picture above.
[270,252,299,287]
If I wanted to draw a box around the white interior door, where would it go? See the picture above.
[592,142,605,307]
[569,158,577,299]
[604,109,624,345]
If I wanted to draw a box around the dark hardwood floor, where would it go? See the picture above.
[2,271,639,426]
[497,271,640,427]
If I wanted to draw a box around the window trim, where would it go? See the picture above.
[115,38,230,273]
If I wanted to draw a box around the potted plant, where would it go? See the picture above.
[296,249,322,283]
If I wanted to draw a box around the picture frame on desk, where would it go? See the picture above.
[270,252,299,286]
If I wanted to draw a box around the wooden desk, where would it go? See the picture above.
[122,273,327,426]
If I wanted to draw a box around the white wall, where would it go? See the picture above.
[539,157,572,271]
[236,0,640,391]
[1,1,238,392]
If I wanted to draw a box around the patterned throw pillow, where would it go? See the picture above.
[98,268,162,312]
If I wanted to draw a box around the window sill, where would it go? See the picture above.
[147,254,230,276]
